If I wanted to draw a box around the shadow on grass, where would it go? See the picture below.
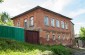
[0,38,51,53]
[0,38,72,55]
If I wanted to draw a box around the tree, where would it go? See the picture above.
[0,0,3,2]
[1,12,10,23]
[80,27,85,41]
[0,12,13,26]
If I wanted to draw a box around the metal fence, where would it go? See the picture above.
[0,25,25,42]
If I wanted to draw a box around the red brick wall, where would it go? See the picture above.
[36,9,73,46]
[12,8,74,46]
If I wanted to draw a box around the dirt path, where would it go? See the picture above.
[72,49,85,55]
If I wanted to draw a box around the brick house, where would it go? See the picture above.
[12,6,74,46]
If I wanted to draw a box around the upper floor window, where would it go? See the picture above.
[24,19,27,28]
[30,17,34,26]
[17,20,20,27]
[61,21,64,29]
[44,16,49,26]
[51,18,55,27]
[56,20,60,27]
[65,22,68,29]
[17,22,20,27]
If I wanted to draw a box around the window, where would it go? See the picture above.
[17,20,20,27]
[46,34,49,41]
[51,18,55,27]
[30,17,34,26]
[24,19,27,28]
[65,22,68,29]
[44,16,49,26]
[61,21,64,28]
[67,37,69,40]
[63,34,65,40]
[58,35,60,40]
[17,22,20,27]
[66,34,70,40]
[52,34,56,40]
[56,20,60,27]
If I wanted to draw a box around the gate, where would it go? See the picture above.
[25,30,39,44]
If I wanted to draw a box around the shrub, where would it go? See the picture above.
[50,45,72,55]
[0,38,72,55]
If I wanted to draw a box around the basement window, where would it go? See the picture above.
[46,34,49,41]
[52,33,56,40]
[63,34,65,40]
[58,35,60,40]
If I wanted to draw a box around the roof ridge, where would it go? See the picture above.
[11,6,72,20]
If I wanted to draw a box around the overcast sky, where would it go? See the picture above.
[0,0,85,34]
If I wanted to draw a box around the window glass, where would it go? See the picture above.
[24,19,27,28]
[51,19,55,27]
[61,21,64,28]
[44,16,49,26]
[56,20,60,27]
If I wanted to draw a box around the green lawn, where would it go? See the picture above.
[0,38,72,55]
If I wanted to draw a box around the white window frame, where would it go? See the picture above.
[51,18,55,27]
[30,17,34,26]
[44,16,49,26]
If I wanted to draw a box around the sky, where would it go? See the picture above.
[0,0,85,34]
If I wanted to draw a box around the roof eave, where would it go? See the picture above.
[11,6,72,20]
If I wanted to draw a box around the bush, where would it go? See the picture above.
[50,45,72,55]
[0,38,55,55]
[0,38,72,55]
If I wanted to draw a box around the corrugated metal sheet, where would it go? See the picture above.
[0,25,25,42]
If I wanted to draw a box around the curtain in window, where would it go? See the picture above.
[30,17,34,26]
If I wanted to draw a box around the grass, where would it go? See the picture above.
[0,38,72,55]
